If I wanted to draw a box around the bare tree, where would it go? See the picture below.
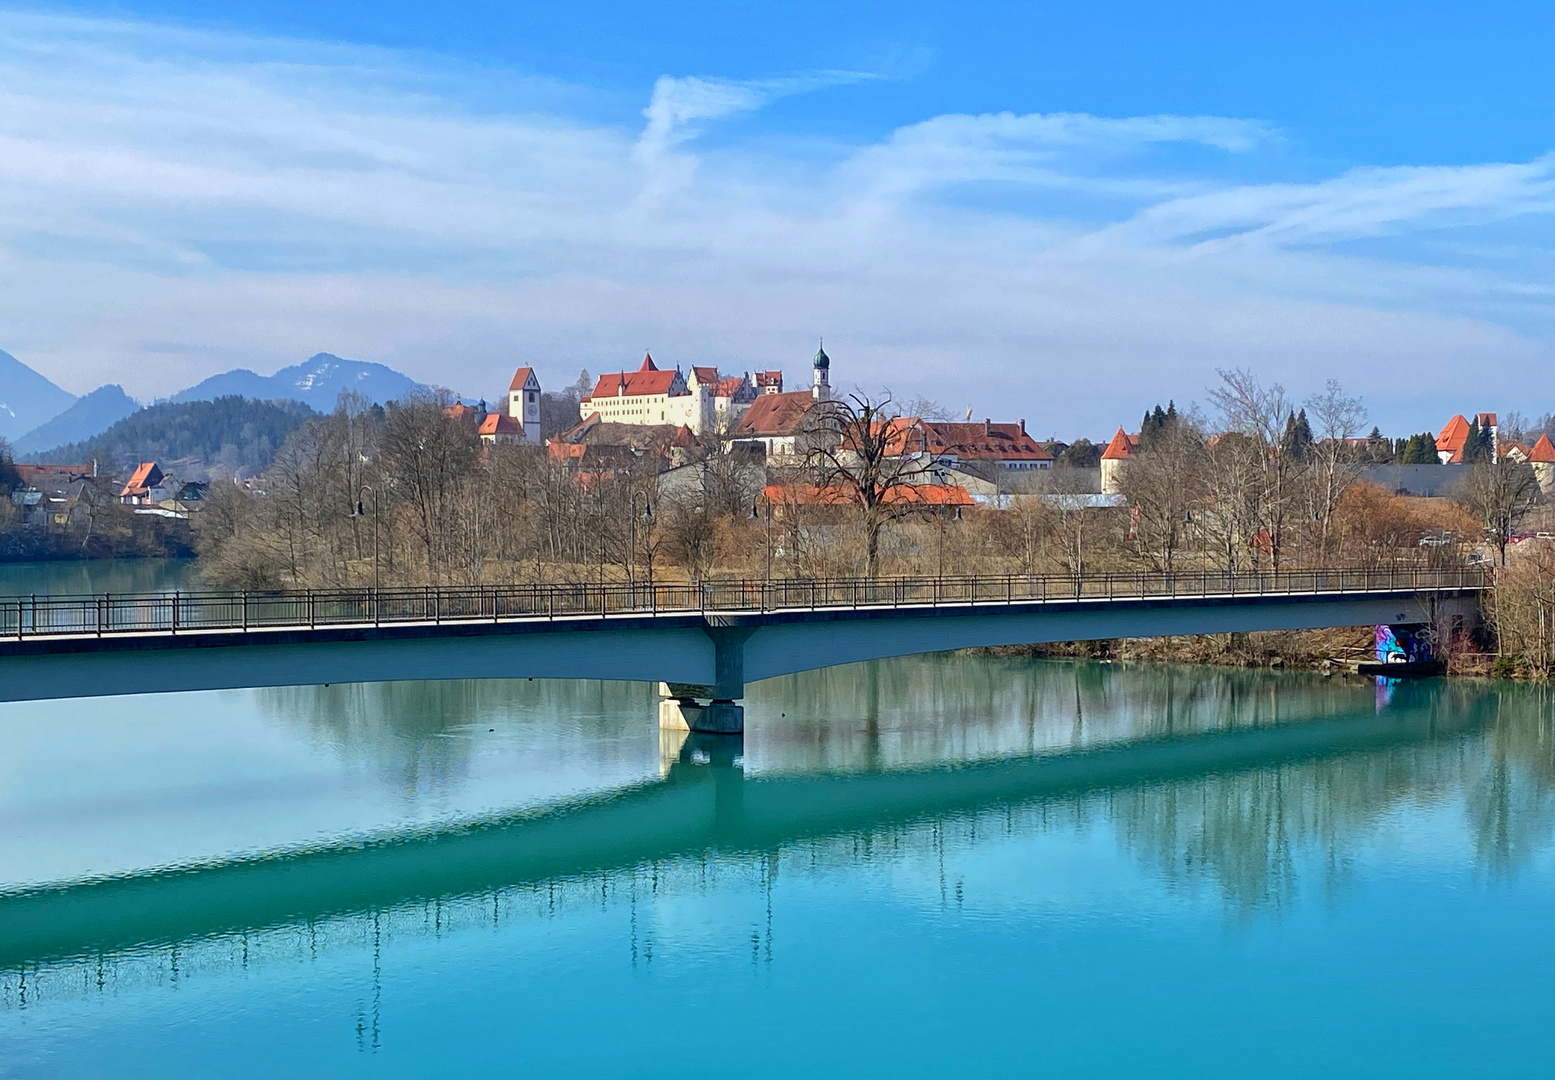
[1207,368,1300,568]
[804,392,933,577]
[1303,379,1368,560]
[1456,457,1541,566]
[379,392,480,583]
[1033,468,1108,579]
[1116,412,1207,572]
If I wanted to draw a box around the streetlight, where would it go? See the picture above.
[752,496,773,581]
[937,503,961,582]
[351,484,380,592]
[629,491,653,600]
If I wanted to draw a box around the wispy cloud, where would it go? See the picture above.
[0,12,1552,432]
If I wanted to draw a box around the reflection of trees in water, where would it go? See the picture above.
[256,678,657,799]
[1468,686,1555,879]
[752,655,1394,775]
[12,680,1555,1013]
[1105,683,1555,914]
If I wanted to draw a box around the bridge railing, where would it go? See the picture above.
[0,567,1488,641]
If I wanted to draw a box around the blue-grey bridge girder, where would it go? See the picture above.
[0,585,1481,705]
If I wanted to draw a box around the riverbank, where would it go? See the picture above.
[985,626,1497,676]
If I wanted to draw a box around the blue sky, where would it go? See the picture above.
[2,1,1554,435]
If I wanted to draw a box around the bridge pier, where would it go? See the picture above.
[657,625,753,733]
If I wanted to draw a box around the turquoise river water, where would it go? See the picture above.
[0,591,1551,1075]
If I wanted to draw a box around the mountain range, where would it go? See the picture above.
[1,350,433,462]
[0,349,78,442]
[169,354,424,413]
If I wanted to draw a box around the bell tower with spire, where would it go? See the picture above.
[812,340,831,401]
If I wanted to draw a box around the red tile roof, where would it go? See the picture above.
[691,365,719,385]
[479,413,522,437]
[119,461,163,498]
[508,366,537,392]
[445,402,482,424]
[1436,414,1470,462]
[918,420,1051,462]
[1530,434,1555,463]
[583,366,681,402]
[762,483,973,507]
[15,463,95,487]
[715,376,746,397]
[671,424,697,448]
[731,391,818,438]
[1101,428,1138,460]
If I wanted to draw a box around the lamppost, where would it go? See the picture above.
[936,503,961,582]
[752,497,773,581]
[351,484,380,591]
[629,491,652,601]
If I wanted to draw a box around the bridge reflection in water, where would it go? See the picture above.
[5,662,1552,1013]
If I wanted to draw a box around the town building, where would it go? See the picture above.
[119,462,165,505]
[900,419,1053,473]
[580,353,695,429]
[578,353,770,435]
[1100,429,1139,494]
[728,390,826,459]
[1436,413,1499,464]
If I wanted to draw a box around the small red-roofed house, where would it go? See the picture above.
[119,462,164,505]
[478,412,524,445]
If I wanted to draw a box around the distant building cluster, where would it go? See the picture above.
[436,344,1058,507]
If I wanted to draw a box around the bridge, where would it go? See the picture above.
[0,568,1484,730]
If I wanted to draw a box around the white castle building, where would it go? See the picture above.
[579,352,785,435]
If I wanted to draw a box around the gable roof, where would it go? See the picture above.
[918,420,1051,462]
[479,413,522,436]
[508,366,539,392]
[1436,414,1471,462]
[1101,428,1139,461]
[731,391,819,438]
[761,482,973,507]
[690,365,719,386]
[119,461,163,498]
[1530,434,1555,463]
[583,366,682,402]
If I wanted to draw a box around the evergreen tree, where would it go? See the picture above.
[1139,401,1178,450]
[1281,408,1314,460]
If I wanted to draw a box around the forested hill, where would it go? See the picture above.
[27,396,316,478]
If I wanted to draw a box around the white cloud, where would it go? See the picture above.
[0,12,1553,434]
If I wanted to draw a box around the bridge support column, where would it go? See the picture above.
[658,626,753,734]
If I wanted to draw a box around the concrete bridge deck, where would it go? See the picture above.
[0,569,1485,721]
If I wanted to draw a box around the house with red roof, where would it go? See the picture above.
[119,462,164,505]
[728,391,829,459]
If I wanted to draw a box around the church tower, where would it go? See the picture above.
[812,342,830,401]
[507,367,542,441]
